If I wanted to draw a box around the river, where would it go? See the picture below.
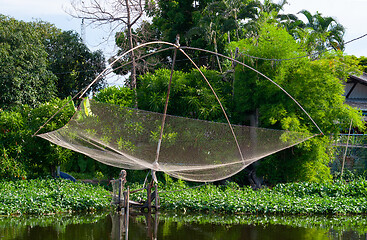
[1,211,366,240]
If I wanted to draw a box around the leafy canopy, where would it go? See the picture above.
[228,22,364,183]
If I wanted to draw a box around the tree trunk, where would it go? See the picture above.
[125,0,138,107]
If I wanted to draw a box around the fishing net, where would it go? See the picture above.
[35,41,322,182]
[38,98,314,182]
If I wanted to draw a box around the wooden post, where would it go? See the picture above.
[118,178,123,211]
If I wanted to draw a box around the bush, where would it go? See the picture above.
[0,98,75,178]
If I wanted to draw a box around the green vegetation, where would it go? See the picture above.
[0,179,110,215]
[0,98,75,179]
[228,22,364,183]
[0,15,57,108]
[2,178,367,216]
[130,178,367,215]
[137,68,231,121]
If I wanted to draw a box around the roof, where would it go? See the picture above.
[347,72,367,85]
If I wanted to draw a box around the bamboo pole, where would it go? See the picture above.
[118,178,122,211]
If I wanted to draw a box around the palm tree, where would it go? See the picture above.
[298,10,345,52]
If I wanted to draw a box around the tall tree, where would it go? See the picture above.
[69,0,146,90]
[111,20,163,80]
[0,15,57,108]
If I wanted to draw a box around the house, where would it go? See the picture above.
[344,72,367,118]
[334,72,367,175]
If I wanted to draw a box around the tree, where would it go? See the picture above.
[69,0,146,90]
[0,15,57,108]
[297,10,345,54]
[228,22,364,183]
[45,30,106,99]
[150,0,197,43]
[0,15,104,107]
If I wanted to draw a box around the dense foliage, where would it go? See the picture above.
[0,179,110,215]
[227,22,364,183]
[137,68,231,121]
[94,86,135,108]
[0,98,75,178]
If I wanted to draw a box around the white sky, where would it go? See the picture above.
[1,0,367,58]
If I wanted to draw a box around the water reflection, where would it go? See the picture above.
[1,212,366,240]
[110,211,159,240]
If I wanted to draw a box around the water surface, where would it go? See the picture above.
[1,212,366,240]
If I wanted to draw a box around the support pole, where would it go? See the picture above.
[118,178,123,211]
[154,211,159,239]
[154,36,179,166]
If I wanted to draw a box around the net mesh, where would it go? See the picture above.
[38,99,314,182]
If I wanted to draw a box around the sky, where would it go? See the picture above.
[1,0,367,59]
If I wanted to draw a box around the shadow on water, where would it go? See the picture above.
[1,211,367,240]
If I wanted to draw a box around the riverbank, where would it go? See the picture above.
[1,178,367,215]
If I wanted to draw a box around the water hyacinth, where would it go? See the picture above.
[0,179,111,215]
[1,178,367,216]
[129,179,367,215]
